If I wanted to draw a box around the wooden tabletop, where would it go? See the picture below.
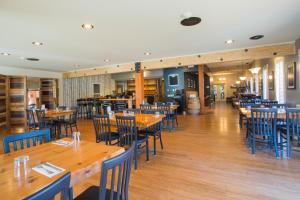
[110,113,165,130]
[239,107,287,119]
[0,139,124,199]
[45,109,75,118]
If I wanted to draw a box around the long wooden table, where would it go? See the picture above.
[110,113,165,130]
[45,109,75,118]
[239,107,287,119]
[0,139,124,199]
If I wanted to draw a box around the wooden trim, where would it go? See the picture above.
[198,65,205,114]
[135,70,144,108]
[63,43,295,78]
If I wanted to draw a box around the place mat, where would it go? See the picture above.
[32,162,65,178]
[53,140,74,147]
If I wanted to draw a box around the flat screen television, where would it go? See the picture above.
[169,74,179,86]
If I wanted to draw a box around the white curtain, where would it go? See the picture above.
[275,58,286,103]
[262,64,269,99]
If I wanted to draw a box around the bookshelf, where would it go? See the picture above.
[127,78,162,101]
[0,75,8,128]
[8,76,27,127]
[40,78,58,109]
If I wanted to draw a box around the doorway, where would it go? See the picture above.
[212,84,225,101]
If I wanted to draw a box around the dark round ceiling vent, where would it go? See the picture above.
[26,58,39,61]
[181,17,201,26]
[250,35,264,40]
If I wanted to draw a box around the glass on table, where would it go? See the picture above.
[14,155,30,178]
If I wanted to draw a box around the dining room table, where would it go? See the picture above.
[149,104,179,111]
[239,107,287,119]
[109,113,165,130]
[45,109,75,119]
[0,139,124,199]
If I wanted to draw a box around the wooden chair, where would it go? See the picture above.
[26,108,38,130]
[279,108,300,158]
[24,172,71,200]
[2,129,51,154]
[140,104,152,110]
[139,109,164,155]
[74,144,134,200]
[65,109,79,134]
[125,108,141,114]
[116,115,149,170]
[248,108,279,158]
[158,105,174,132]
[93,115,119,145]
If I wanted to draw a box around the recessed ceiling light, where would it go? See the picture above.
[250,35,264,40]
[1,52,10,56]
[144,52,151,56]
[20,56,25,60]
[32,41,43,46]
[82,24,94,30]
[181,17,201,26]
[104,59,110,62]
[26,58,40,61]
[225,39,234,44]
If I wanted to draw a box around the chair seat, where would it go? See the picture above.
[75,186,121,200]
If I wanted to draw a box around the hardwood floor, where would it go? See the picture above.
[1,103,300,199]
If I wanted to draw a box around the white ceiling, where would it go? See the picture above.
[0,0,300,72]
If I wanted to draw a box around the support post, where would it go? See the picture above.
[198,65,205,114]
[134,62,144,108]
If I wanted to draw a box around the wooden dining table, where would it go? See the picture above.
[45,109,75,118]
[149,104,179,111]
[110,113,165,130]
[239,107,287,119]
[0,139,124,199]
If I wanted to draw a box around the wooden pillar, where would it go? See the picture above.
[198,65,205,113]
[135,62,144,108]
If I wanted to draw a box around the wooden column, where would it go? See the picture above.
[135,62,144,108]
[198,65,205,113]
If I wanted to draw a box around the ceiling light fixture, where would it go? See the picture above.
[236,81,241,84]
[180,12,201,26]
[225,39,234,44]
[26,58,40,61]
[104,59,110,62]
[250,35,264,40]
[82,23,94,30]
[1,52,10,56]
[32,41,43,46]
[20,56,25,60]
[249,67,261,74]
[144,52,151,56]
[239,76,247,81]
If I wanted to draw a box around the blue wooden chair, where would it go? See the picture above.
[140,104,152,110]
[279,108,300,158]
[2,129,51,154]
[116,115,149,170]
[248,108,279,158]
[125,108,141,114]
[158,105,174,132]
[24,172,71,200]
[74,144,134,200]
[93,115,119,145]
[139,109,163,155]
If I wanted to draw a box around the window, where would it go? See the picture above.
[274,58,286,103]
[93,83,101,97]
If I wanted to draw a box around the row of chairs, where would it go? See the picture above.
[26,107,78,139]
[2,129,134,200]
[245,108,300,158]
[94,110,164,170]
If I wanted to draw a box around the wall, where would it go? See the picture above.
[163,68,185,97]
[63,74,115,107]
[0,66,63,104]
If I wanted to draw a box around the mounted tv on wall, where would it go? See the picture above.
[169,74,179,86]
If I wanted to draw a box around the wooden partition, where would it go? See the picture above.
[40,78,58,109]
[8,76,27,127]
[0,75,8,128]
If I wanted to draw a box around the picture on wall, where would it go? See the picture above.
[169,74,179,86]
[268,71,274,90]
[287,62,296,89]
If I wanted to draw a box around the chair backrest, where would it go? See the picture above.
[141,109,158,114]
[140,104,152,110]
[115,116,137,147]
[261,100,278,108]
[24,172,71,200]
[271,104,287,109]
[2,129,51,154]
[115,101,127,111]
[125,109,141,114]
[26,109,36,129]
[99,143,134,200]
[36,109,47,129]
[157,105,171,116]
[93,115,112,144]
[251,108,278,137]
[286,108,300,136]
[58,106,67,110]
